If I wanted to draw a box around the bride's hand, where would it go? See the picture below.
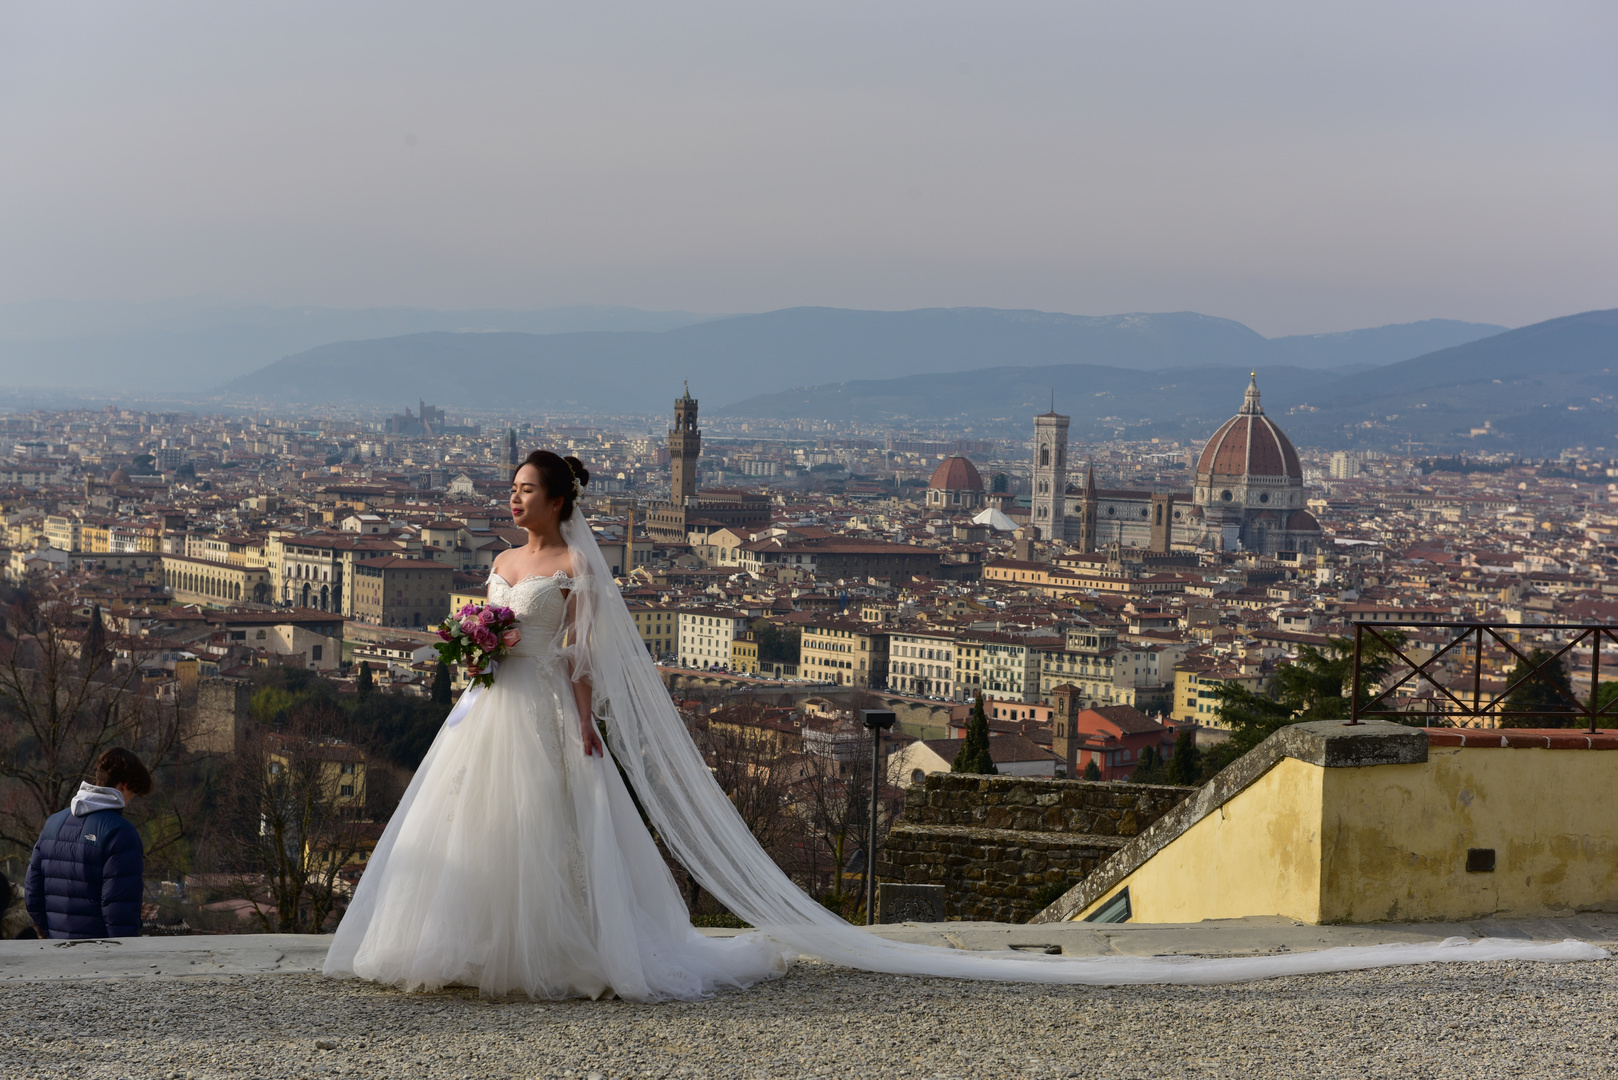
[581,718,605,758]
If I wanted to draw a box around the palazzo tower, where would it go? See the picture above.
[669,381,701,505]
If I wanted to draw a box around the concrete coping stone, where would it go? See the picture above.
[1424,727,1618,749]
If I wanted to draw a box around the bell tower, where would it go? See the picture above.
[669,382,701,505]
[1032,408,1070,542]
[1076,464,1098,553]
[1052,683,1082,777]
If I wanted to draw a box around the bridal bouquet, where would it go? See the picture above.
[432,602,520,688]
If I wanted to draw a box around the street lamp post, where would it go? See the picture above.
[860,708,897,926]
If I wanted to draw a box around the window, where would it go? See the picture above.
[312,645,323,661]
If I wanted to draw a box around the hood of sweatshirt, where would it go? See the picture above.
[69,781,126,817]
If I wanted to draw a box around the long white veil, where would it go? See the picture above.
[561,515,1604,984]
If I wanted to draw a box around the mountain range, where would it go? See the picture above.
[0,300,713,389]
[214,307,1503,413]
[718,309,1618,453]
[7,296,1615,452]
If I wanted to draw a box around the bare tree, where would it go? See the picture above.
[0,589,191,867]
[220,700,374,933]
[790,728,903,918]
[679,701,805,912]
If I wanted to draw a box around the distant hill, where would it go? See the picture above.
[1284,307,1618,451]
[715,364,1339,443]
[1268,318,1506,369]
[219,307,1506,413]
[0,301,715,389]
[718,308,1618,452]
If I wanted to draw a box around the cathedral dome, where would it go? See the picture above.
[1195,374,1302,479]
[929,456,984,493]
[926,456,986,511]
[109,467,131,484]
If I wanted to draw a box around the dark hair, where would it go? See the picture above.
[513,450,590,521]
[94,748,152,796]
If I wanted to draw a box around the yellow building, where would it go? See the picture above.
[43,514,82,553]
[1170,662,1265,727]
[731,631,759,674]
[954,639,984,699]
[162,555,274,607]
[265,736,367,812]
[627,603,677,658]
[799,619,889,688]
[449,583,488,615]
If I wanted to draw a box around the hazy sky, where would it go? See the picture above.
[2,1,1615,335]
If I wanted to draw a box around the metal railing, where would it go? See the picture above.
[1349,621,1617,733]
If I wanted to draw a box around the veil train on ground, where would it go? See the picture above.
[547,514,1607,985]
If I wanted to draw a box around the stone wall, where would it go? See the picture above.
[879,774,1191,923]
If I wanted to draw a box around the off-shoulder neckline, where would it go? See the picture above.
[488,569,572,589]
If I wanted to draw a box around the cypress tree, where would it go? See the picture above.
[1167,728,1203,785]
[432,660,452,705]
[1131,745,1164,783]
[951,693,997,775]
[1501,647,1578,727]
[356,661,374,700]
[81,603,107,677]
[1082,758,1102,781]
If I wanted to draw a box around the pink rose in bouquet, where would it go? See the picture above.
[500,627,522,648]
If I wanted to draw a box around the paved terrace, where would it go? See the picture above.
[4,916,1617,1079]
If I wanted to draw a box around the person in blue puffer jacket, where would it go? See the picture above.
[25,748,151,939]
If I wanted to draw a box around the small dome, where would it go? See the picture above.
[929,456,984,492]
[109,468,131,483]
[1195,374,1302,479]
[1286,509,1322,532]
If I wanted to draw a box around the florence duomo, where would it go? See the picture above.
[1033,373,1322,557]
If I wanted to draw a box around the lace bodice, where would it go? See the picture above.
[487,570,570,655]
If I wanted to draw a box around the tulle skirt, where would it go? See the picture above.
[323,652,789,1001]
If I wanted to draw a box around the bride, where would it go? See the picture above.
[325,450,1603,1001]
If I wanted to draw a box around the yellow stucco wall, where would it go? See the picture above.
[1078,757,1324,923]
[1076,747,1618,925]
[1321,748,1618,922]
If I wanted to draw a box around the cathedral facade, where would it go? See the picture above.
[1038,374,1322,557]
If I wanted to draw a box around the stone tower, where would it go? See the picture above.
[1051,683,1082,777]
[1149,492,1174,553]
[1075,464,1098,553]
[669,381,701,505]
[505,428,518,470]
[1031,409,1070,541]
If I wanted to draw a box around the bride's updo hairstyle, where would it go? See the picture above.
[516,450,590,522]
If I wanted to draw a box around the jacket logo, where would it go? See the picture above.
[83,834,96,842]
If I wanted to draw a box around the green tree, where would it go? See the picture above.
[951,693,997,774]
[1130,745,1166,784]
[1500,647,1578,727]
[1592,679,1618,725]
[1202,632,1408,778]
[1166,728,1202,786]
[1082,758,1102,781]
[431,661,452,705]
[355,661,373,700]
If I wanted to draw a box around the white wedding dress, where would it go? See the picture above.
[324,569,787,1000]
[326,515,1605,1001]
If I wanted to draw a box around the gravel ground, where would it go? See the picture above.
[2,956,1615,1080]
